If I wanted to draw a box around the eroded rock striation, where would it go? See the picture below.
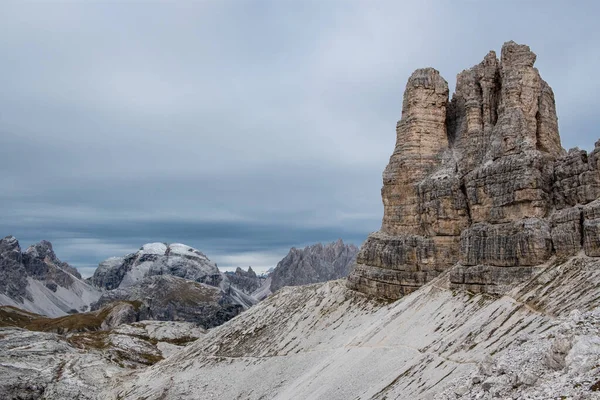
[348,41,600,299]
[110,257,600,400]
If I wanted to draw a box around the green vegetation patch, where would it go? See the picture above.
[0,301,142,334]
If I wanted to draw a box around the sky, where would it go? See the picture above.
[1,1,599,277]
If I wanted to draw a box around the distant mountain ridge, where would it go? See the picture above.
[0,236,101,317]
[0,237,258,327]
[0,236,358,325]
[269,239,359,293]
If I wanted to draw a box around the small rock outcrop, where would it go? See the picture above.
[0,236,101,316]
[0,310,206,399]
[348,41,600,299]
[270,239,359,292]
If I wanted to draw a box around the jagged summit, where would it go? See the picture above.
[24,239,83,280]
[270,239,359,292]
[0,236,100,316]
[348,41,600,299]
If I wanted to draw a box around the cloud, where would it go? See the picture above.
[1,1,599,277]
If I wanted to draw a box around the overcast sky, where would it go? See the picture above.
[1,1,599,277]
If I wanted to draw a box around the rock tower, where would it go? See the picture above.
[347,41,600,299]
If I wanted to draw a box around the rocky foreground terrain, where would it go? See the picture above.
[1,41,599,399]
[109,256,600,400]
[0,303,205,399]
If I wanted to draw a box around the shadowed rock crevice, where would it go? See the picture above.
[348,41,600,299]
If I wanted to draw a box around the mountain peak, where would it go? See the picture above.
[270,241,359,292]
[0,236,98,316]
[91,242,220,291]
[348,41,598,300]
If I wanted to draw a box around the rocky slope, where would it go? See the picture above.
[348,41,600,300]
[270,239,359,292]
[107,255,600,399]
[0,236,101,317]
[91,275,243,329]
[0,304,205,399]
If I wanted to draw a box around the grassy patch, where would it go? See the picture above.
[162,335,199,346]
[0,306,43,328]
[0,301,143,334]
[161,281,217,306]
[67,331,110,350]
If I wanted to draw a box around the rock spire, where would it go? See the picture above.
[348,41,600,299]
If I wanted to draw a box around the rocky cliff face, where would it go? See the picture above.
[270,239,359,292]
[0,236,101,316]
[91,275,243,329]
[348,41,600,299]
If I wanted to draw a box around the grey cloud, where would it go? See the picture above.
[1,1,599,277]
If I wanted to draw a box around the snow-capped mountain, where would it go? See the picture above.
[0,236,101,317]
[89,242,258,313]
[90,242,222,290]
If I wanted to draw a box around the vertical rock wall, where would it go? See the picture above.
[348,41,600,299]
